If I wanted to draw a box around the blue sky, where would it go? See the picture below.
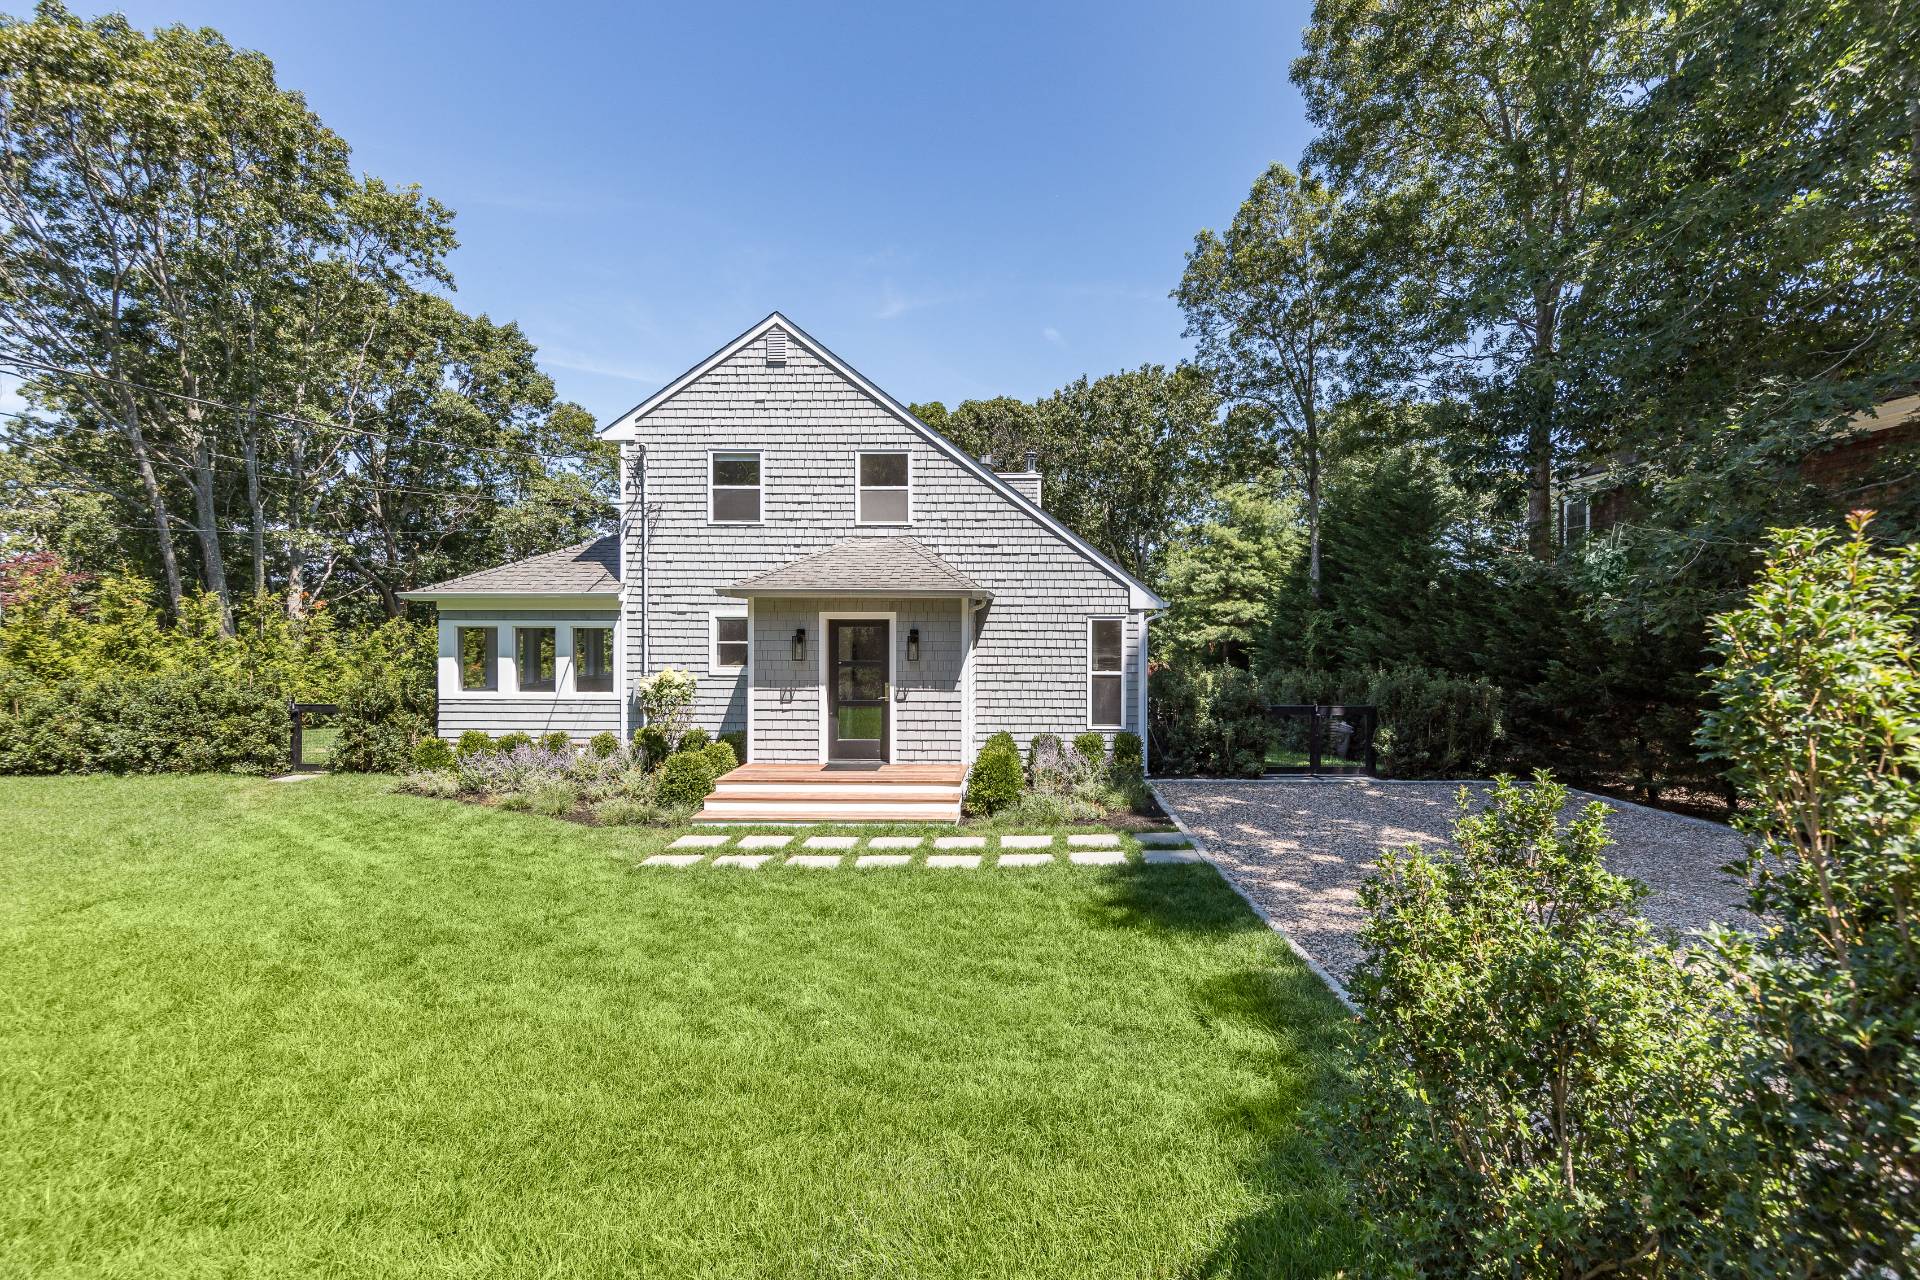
[99,0,1315,424]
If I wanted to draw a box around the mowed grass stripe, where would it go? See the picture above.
[0,774,1356,1278]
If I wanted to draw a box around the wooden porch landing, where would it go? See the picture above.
[697,763,966,824]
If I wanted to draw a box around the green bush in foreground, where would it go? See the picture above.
[1110,731,1144,780]
[411,738,455,771]
[0,667,289,775]
[496,732,532,753]
[632,725,670,770]
[964,738,1024,815]
[1697,515,1920,1273]
[539,731,571,754]
[587,731,620,759]
[1340,774,1740,1276]
[655,748,720,812]
[455,730,493,759]
[677,727,710,753]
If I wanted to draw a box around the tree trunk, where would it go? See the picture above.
[185,409,234,634]
[1305,410,1323,604]
[285,429,307,619]
[1527,300,1560,560]
[117,392,184,615]
[243,414,266,597]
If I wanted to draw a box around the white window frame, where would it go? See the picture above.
[435,619,620,701]
[455,624,499,692]
[854,449,912,526]
[1561,493,1591,547]
[572,625,615,694]
[708,449,763,525]
[709,609,749,675]
[1087,616,1126,730]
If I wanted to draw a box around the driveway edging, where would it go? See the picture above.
[1148,781,1359,1013]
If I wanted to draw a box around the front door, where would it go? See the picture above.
[827,619,889,761]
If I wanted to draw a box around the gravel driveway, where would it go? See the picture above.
[1152,778,1753,992]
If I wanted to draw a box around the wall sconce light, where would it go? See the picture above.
[791,627,806,662]
[906,627,920,662]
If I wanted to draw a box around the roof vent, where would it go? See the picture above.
[765,328,787,366]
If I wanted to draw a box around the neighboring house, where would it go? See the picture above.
[1560,387,1920,546]
[401,313,1163,810]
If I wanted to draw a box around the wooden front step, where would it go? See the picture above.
[697,762,965,824]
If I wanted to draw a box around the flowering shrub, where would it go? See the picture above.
[633,667,697,745]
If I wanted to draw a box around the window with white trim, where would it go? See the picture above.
[574,626,613,693]
[711,612,748,672]
[1088,617,1124,729]
[710,452,762,523]
[458,626,497,691]
[856,451,910,524]
[516,627,556,693]
[1561,494,1591,547]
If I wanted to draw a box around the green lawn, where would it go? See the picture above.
[1,774,1358,1278]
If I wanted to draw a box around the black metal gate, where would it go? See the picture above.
[289,702,340,773]
[1264,704,1378,776]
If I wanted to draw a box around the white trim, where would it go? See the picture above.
[1087,615,1125,730]
[708,607,749,675]
[1138,611,1151,776]
[706,448,764,525]
[599,311,1166,609]
[815,610,896,764]
[400,591,617,609]
[744,597,756,763]
[853,448,913,526]
[435,618,621,702]
[959,596,975,765]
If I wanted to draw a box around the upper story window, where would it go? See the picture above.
[574,627,613,693]
[856,451,910,524]
[1561,494,1590,547]
[710,452,762,523]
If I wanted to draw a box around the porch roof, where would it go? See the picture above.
[719,536,991,600]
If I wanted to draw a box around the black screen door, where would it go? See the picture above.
[827,619,889,761]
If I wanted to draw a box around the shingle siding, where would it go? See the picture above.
[621,328,1143,760]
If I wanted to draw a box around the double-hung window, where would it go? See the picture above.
[856,451,910,524]
[710,452,762,523]
[516,627,556,693]
[574,626,613,693]
[458,626,497,691]
[711,613,748,672]
[1088,618,1124,729]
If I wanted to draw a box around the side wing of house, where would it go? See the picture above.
[605,313,1162,765]
[398,538,625,743]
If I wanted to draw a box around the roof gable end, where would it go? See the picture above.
[598,313,1165,609]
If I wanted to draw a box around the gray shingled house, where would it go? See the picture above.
[401,313,1163,821]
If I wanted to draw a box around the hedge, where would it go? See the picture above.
[0,667,289,775]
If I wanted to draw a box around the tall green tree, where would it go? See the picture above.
[1176,163,1360,601]
[1159,482,1297,667]
[1295,0,1664,557]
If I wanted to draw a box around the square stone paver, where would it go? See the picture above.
[1136,831,1193,847]
[997,853,1054,867]
[1000,834,1054,849]
[803,835,858,850]
[738,834,794,849]
[787,854,843,868]
[855,854,912,868]
[1144,849,1205,864]
[713,854,770,869]
[641,854,703,868]
[869,835,926,849]
[927,854,982,868]
[1066,833,1121,847]
[1070,850,1128,866]
[669,834,729,848]
[934,836,986,849]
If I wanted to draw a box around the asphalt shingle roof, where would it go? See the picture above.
[722,536,989,598]
[411,535,620,595]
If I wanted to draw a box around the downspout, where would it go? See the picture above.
[1139,610,1152,778]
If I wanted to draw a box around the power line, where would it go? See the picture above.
[0,353,603,469]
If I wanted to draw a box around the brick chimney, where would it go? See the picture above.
[997,450,1043,506]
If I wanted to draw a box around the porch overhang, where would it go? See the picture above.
[718,536,991,601]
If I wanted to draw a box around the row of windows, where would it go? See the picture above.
[454,617,1130,729]
[458,624,613,694]
[708,450,911,525]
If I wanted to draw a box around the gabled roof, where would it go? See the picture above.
[720,536,990,599]
[399,535,619,598]
[600,311,1166,610]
